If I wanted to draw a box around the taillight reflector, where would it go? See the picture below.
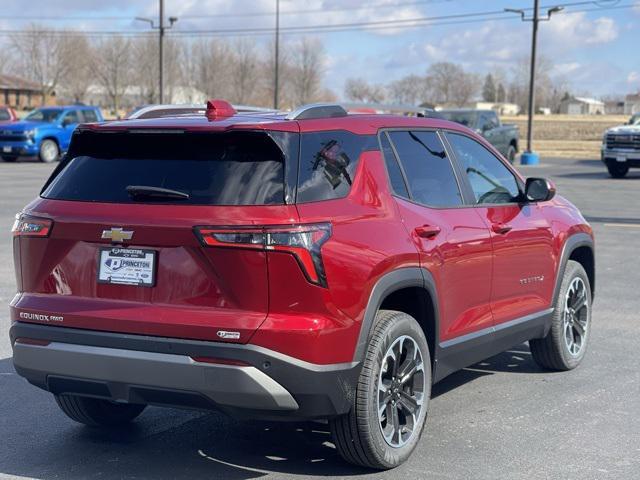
[14,337,51,347]
[12,214,53,237]
[190,356,250,367]
[194,223,332,287]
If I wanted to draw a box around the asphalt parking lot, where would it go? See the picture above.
[0,158,639,480]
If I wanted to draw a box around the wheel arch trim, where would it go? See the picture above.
[552,232,595,306]
[352,267,440,363]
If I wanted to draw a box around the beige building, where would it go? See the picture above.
[559,97,605,115]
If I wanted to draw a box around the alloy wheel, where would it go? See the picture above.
[377,335,426,448]
[563,277,589,356]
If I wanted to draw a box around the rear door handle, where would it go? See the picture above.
[491,223,513,235]
[415,225,441,239]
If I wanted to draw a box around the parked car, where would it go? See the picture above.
[439,109,520,163]
[0,105,103,163]
[0,106,18,123]
[600,114,640,178]
[10,100,594,470]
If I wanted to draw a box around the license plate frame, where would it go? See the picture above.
[97,247,157,287]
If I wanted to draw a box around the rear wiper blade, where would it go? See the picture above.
[126,185,190,200]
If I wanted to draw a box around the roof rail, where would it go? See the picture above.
[286,103,348,120]
[127,104,206,119]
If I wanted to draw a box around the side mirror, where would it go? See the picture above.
[525,177,556,202]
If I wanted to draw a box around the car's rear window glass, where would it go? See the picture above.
[82,110,98,122]
[380,132,409,198]
[388,130,463,207]
[42,131,287,205]
[0,110,10,121]
[297,131,377,203]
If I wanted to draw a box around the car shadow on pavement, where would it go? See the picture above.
[0,345,545,479]
[433,343,544,398]
[555,170,640,180]
[0,356,370,479]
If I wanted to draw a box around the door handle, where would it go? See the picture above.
[491,223,513,235]
[415,224,441,239]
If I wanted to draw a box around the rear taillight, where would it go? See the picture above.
[12,214,53,237]
[195,223,332,287]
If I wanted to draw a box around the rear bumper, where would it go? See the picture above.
[10,322,360,420]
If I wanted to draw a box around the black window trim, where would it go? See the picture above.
[377,130,410,200]
[379,127,471,210]
[441,129,527,208]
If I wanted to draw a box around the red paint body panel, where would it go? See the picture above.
[10,111,594,367]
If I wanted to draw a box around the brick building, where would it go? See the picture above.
[0,74,56,109]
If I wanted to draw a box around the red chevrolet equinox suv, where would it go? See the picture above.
[10,101,595,469]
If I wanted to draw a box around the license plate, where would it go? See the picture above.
[616,155,627,162]
[3,146,11,153]
[97,247,156,287]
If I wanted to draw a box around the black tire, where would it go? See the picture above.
[55,394,146,427]
[506,145,517,164]
[2,156,16,162]
[607,163,628,178]
[39,138,59,163]
[529,260,592,371]
[330,310,431,470]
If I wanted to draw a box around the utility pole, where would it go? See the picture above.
[505,2,563,165]
[274,0,280,110]
[159,0,165,103]
[136,0,178,104]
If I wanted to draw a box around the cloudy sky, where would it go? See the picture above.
[1,0,638,98]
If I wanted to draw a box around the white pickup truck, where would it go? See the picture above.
[601,113,640,178]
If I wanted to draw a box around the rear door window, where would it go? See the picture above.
[297,131,377,203]
[42,131,289,205]
[388,130,463,207]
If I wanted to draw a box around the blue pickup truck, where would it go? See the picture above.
[0,105,103,163]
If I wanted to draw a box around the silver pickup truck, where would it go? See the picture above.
[439,109,520,164]
[601,114,640,178]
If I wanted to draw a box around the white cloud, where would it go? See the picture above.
[552,62,581,76]
[543,12,618,46]
[628,72,640,84]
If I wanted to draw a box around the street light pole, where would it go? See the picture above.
[526,0,539,154]
[136,0,178,104]
[274,0,280,110]
[505,2,563,164]
[159,0,164,104]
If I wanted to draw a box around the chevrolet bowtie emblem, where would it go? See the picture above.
[101,227,134,243]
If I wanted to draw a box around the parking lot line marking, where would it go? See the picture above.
[604,223,640,229]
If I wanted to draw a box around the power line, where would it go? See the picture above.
[0,1,632,38]
[0,0,458,21]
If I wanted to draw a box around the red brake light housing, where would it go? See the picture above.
[12,214,53,237]
[195,223,332,287]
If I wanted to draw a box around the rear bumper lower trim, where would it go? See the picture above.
[13,341,299,411]
[10,322,360,419]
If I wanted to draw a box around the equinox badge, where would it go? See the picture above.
[101,227,134,243]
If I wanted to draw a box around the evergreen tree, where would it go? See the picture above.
[482,74,496,102]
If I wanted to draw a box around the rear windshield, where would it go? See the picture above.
[42,131,286,205]
[439,111,478,128]
[0,110,11,121]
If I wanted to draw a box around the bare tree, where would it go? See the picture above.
[289,37,325,106]
[387,75,430,105]
[427,62,479,107]
[63,33,93,103]
[230,39,260,104]
[509,55,567,113]
[10,24,75,104]
[93,36,132,114]
[344,78,386,103]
